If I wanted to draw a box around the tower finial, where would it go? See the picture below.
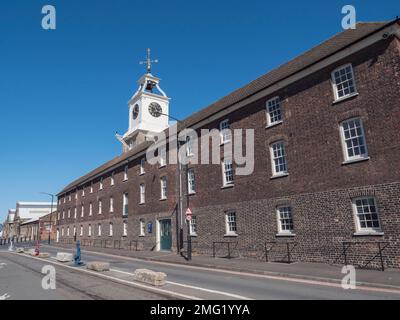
[139,48,158,74]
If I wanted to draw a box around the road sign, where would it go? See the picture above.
[185,208,192,221]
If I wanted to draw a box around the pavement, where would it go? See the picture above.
[1,241,400,300]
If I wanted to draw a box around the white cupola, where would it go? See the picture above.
[118,49,170,152]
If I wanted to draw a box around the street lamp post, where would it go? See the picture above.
[40,192,55,245]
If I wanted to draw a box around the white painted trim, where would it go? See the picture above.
[331,63,358,101]
[339,117,369,162]
[351,197,382,233]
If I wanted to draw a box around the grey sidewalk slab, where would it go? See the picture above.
[37,243,400,289]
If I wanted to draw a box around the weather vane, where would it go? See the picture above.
[139,48,158,74]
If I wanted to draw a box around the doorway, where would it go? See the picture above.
[159,219,172,251]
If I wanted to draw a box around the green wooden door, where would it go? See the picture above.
[160,219,172,251]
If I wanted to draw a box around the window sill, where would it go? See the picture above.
[139,235,145,237]
[270,173,289,180]
[139,173,145,176]
[221,184,234,189]
[123,179,128,182]
[188,192,196,196]
[224,233,238,237]
[342,157,370,166]
[266,120,283,129]
[139,202,145,206]
[276,233,296,237]
[332,92,359,105]
[122,215,128,218]
[353,231,384,237]
[190,233,198,237]
[159,165,166,169]
[160,198,167,201]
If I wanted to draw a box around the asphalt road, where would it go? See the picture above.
[1,243,398,300]
[0,252,170,300]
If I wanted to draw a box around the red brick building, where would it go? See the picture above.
[56,20,400,268]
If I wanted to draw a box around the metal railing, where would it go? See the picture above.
[212,241,238,259]
[333,241,390,271]
[265,241,298,264]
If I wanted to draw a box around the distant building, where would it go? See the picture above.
[2,209,16,239]
[2,202,57,240]
[39,212,57,241]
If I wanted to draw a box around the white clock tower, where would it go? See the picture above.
[118,49,170,153]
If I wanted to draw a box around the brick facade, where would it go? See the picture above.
[56,29,400,269]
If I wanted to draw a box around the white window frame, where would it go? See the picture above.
[189,215,197,236]
[123,221,128,237]
[266,96,283,126]
[88,225,92,237]
[110,196,114,213]
[68,209,71,218]
[109,223,113,237]
[98,200,102,214]
[98,224,102,236]
[225,211,237,236]
[80,226,83,236]
[74,207,77,219]
[219,119,231,144]
[124,165,129,181]
[61,228,64,237]
[62,211,65,219]
[99,177,103,190]
[75,193,78,200]
[111,171,115,186]
[140,219,146,236]
[82,189,85,197]
[187,168,195,194]
[339,118,369,163]
[81,204,84,217]
[222,159,234,186]
[73,226,76,237]
[89,203,93,216]
[276,206,295,235]
[160,177,167,200]
[67,227,70,237]
[90,182,93,193]
[270,141,288,177]
[140,184,145,204]
[160,148,167,167]
[123,193,128,216]
[352,197,382,234]
[186,136,194,157]
[140,158,145,175]
[331,63,357,101]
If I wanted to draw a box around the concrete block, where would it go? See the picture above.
[56,252,73,262]
[28,249,37,256]
[16,247,24,253]
[132,269,167,287]
[38,252,50,258]
[87,261,110,272]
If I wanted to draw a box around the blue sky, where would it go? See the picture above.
[0,0,398,222]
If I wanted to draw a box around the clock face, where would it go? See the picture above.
[148,102,162,118]
[132,104,139,120]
